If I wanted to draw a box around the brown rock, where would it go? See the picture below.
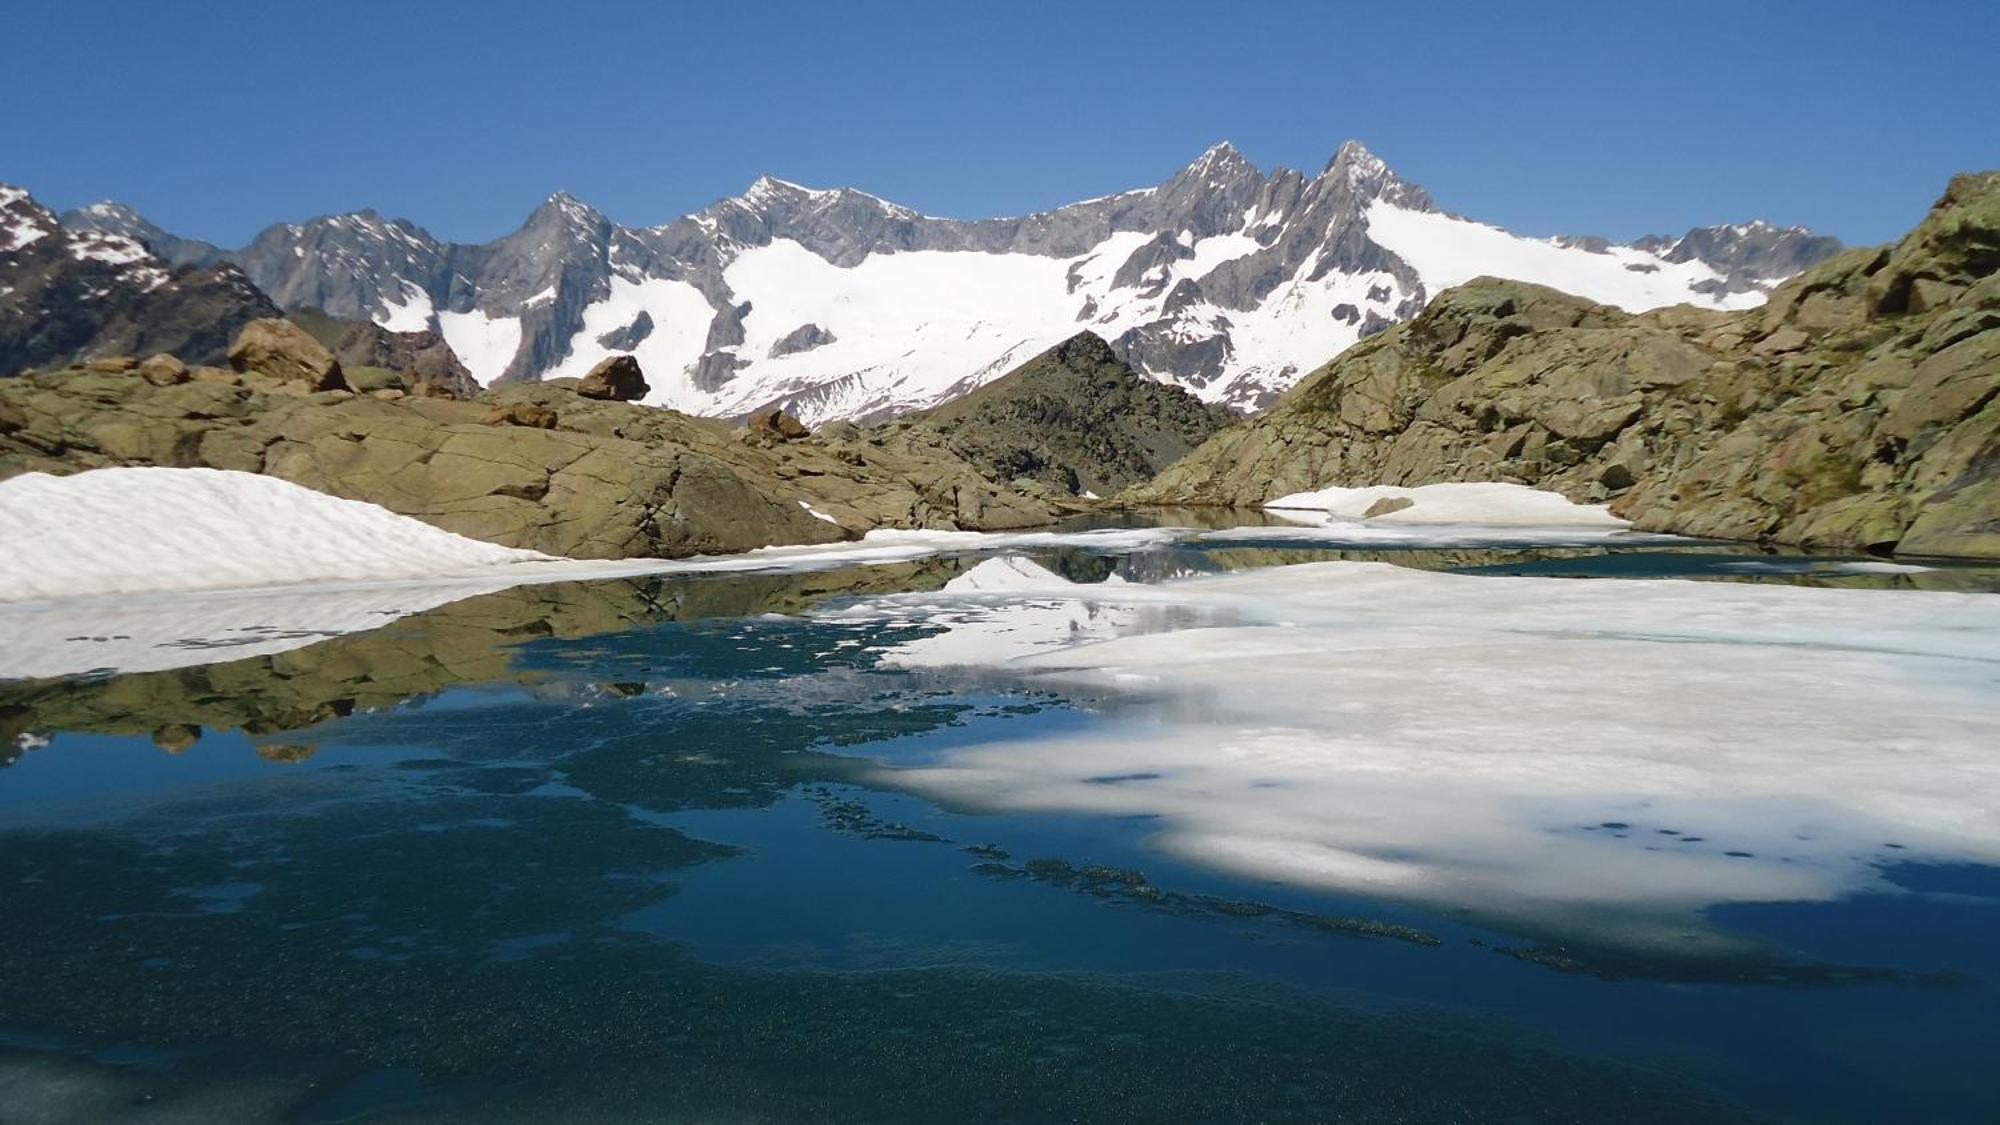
[256,743,318,764]
[191,365,241,385]
[1362,496,1414,519]
[81,356,139,374]
[228,318,348,391]
[576,355,649,401]
[484,402,559,429]
[1753,327,1810,356]
[137,354,191,386]
[749,406,810,441]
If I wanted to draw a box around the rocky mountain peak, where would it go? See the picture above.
[1,184,60,253]
[1320,139,1432,210]
[2,184,279,372]
[529,190,606,231]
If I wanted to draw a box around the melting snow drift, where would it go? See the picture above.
[0,468,554,603]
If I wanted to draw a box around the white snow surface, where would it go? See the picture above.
[373,282,436,333]
[1364,201,1771,312]
[828,561,2000,953]
[436,308,523,384]
[1265,482,1628,527]
[0,468,551,603]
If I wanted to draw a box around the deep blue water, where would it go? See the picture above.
[1,535,1996,1123]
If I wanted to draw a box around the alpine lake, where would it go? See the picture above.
[3,512,1997,1124]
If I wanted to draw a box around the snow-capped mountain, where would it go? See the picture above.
[60,142,1842,422]
[3,186,278,372]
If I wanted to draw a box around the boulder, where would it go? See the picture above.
[484,402,559,429]
[227,318,348,391]
[137,354,191,386]
[576,355,649,401]
[749,406,810,442]
[81,356,138,374]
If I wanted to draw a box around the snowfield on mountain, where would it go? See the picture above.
[51,141,1841,424]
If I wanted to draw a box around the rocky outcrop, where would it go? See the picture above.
[288,306,478,398]
[2,186,280,373]
[906,332,1236,496]
[0,344,1069,560]
[770,323,836,357]
[576,355,648,401]
[747,406,810,442]
[1134,172,2000,559]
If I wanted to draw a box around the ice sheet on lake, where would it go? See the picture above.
[1265,481,1627,527]
[829,558,2000,954]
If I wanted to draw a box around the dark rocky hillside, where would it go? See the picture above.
[2,186,278,373]
[904,332,1237,496]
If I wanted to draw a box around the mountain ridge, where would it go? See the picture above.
[46,142,1844,422]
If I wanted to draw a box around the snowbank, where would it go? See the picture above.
[942,556,1069,592]
[0,468,552,603]
[825,561,2000,954]
[1264,481,1628,528]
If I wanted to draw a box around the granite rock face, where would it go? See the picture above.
[1134,172,2000,559]
[907,332,1236,496]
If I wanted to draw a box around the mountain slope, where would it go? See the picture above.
[2,187,278,372]
[903,332,1236,496]
[1132,171,2000,559]
[60,142,1843,422]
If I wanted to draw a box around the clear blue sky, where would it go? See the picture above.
[5,0,1994,247]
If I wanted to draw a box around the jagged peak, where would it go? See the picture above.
[1176,140,1260,182]
[1323,139,1390,182]
[531,190,604,225]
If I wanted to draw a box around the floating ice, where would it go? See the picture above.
[834,559,2000,954]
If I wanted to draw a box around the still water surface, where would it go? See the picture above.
[2,525,1996,1123]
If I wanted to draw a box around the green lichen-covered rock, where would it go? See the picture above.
[1133,171,2000,559]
